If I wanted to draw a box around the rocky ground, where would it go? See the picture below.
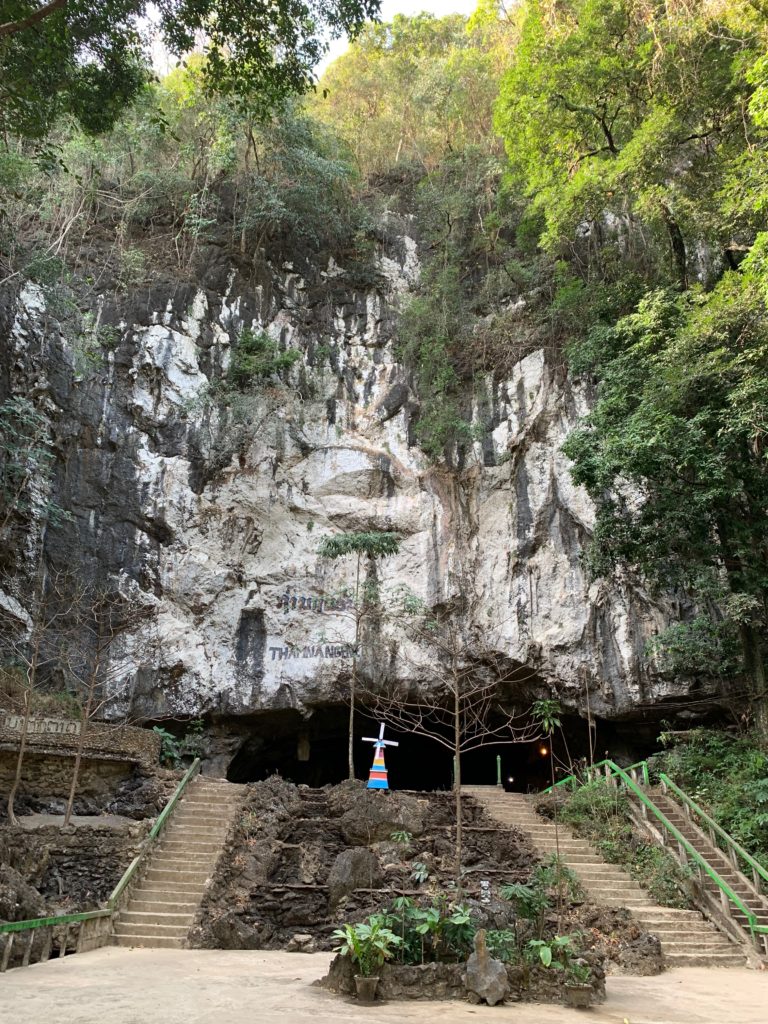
[0,764,180,937]
[191,778,662,978]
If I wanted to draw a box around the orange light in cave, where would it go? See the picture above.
[539,745,549,756]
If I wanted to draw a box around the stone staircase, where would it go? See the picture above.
[465,787,746,968]
[650,790,768,950]
[113,776,245,949]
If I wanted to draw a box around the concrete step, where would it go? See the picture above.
[120,911,196,927]
[115,922,190,937]
[154,851,218,863]
[665,952,745,967]
[144,868,211,884]
[129,899,199,914]
[146,858,214,872]
[114,934,184,949]
[162,823,230,834]
[165,817,232,829]
[661,938,737,950]
[132,884,205,898]
[159,839,221,849]
[580,875,644,887]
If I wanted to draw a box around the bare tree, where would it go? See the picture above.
[0,566,81,824]
[359,597,541,886]
[317,531,400,780]
[62,586,144,825]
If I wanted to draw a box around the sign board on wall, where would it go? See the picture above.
[3,715,82,737]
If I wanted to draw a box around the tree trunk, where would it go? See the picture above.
[550,747,564,930]
[7,689,32,826]
[454,680,462,890]
[660,202,688,290]
[64,671,96,826]
[741,623,768,744]
[348,553,362,780]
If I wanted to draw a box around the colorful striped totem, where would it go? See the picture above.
[363,723,399,790]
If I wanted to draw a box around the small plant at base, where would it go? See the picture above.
[390,829,413,847]
[411,861,430,884]
[332,919,401,977]
[485,929,519,964]
[525,934,576,969]
[153,725,181,767]
[566,958,592,985]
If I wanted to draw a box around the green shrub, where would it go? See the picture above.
[558,778,692,910]
[227,328,301,390]
[655,729,768,865]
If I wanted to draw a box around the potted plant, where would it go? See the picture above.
[563,958,594,1009]
[332,918,402,1004]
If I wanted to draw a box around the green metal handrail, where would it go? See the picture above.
[0,757,201,966]
[547,758,768,946]
[109,756,201,907]
[659,771,768,896]
[0,909,111,935]
[546,758,650,791]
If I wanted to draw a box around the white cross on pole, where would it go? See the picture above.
[362,722,399,751]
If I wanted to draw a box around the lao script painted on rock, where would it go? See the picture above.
[268,643,357,661]
[275,591,354,614]
[3,715,82,736]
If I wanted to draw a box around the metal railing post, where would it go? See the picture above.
[496,755,502,788]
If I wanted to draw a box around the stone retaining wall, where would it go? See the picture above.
[0,751,133,802]
[0,714,160,766]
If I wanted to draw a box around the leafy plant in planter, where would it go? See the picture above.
[564,958,594,1009]
[525,934,575,968]
[332,918,401,1003]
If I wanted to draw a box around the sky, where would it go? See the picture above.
[318,0,480,73]
[149,1,481,78]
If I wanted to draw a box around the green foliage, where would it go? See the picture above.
[372,895,476,966]
[532,698,562,736]
[314,12,515,176]
[410,861,430,884]
[645,618,743,678]
[0,1,381,142]
[390,829,413,847]
[1,77,374,284]
[525,934,577,969]
[152,720,206,767]
[317,531,400,560]
[332,917,402,977]
[153,725,181,767]
[117,246,147,289]
[494,0,768,711]
[227,328,301,391]
[655,728,768,864]
[562,279,768,692]
[485,928,518,963]
[0,397,72,536]
[566,958,592,985]
[557,778,693,909]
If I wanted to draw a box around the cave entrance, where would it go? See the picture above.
[224,705,662,791]
[225,707,455,789]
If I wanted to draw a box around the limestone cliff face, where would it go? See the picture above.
[1,214,702,727]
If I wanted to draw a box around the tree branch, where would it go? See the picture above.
[0,0,68,39]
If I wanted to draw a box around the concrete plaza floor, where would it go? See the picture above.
[0,947,765,1024]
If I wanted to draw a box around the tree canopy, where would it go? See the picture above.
[0,0,381,139]
[494,0,768,720]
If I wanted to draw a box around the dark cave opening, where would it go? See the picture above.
[223,705,666,792]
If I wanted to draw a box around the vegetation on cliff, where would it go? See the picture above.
[1,1,767,726]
